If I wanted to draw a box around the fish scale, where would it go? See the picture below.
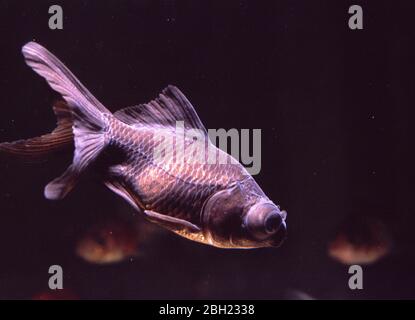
[106,116,244,223]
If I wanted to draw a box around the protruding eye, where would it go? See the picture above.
[265,214,282,234]
[245,202,285,240]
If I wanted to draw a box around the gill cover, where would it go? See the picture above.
[202,180,287,248]
[202,183,247,247]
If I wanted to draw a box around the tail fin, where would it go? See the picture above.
[0,101,73,161]
[21,42,112,200]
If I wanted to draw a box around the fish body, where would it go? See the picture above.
[1,42,287,249]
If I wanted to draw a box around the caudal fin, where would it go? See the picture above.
[21,42,112,200]
[0,101,73,161]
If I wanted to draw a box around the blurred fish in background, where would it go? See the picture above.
[328,215,392,265]
[76,214,160,264]
[284,289,315,300]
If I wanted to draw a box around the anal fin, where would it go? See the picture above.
[44,164,79,200]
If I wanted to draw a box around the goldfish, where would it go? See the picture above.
[0,42,287,249]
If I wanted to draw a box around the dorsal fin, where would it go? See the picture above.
[114,85,208,136]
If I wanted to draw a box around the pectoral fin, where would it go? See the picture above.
[144,210,201,234]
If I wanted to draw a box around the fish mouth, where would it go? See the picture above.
[267,221,287,247]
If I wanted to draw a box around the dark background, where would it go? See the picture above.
[0,0,414,299]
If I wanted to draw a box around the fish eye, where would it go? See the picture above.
[264,214,282,234]
[245,202,285,240]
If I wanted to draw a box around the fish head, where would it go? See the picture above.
[202,180,287,248]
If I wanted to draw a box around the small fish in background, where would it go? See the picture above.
[76,215,160,264]
[328,215,392,265]
[0,42,287,249]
